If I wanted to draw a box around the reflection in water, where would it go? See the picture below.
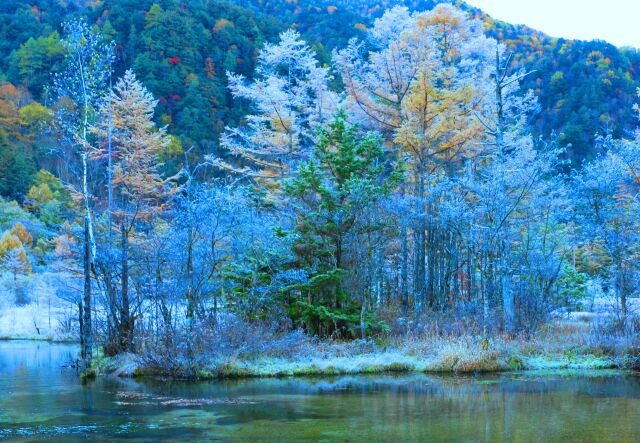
[1,341,640,441]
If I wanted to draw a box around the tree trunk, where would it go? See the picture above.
[107,76,113,243]
[413,174,426,312]
[120,223,132,352]
[482,289,489,338]
[502,260,515,334]
[334,237,343,310]
[78,300,84,360]
[481,256,489,338]
[616,257,627,327]
[401,224,408,311]
[104,269,118,355]
[185,227,196,360]
[620,281,627,325]
[82,217,92,369]
[360,292,368,339]
[185,228,195,324]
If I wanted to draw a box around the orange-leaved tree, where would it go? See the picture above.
[93,69,179,353]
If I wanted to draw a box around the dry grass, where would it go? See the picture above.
[106,315,640,379]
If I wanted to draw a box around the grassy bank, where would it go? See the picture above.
[93,318,640,379]
[93,344,621,380]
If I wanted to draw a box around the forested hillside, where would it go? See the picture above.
[1,1,640,377]
[1,0,639,200]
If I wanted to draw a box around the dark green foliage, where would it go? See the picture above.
[0,0,280,161]
[8,33,66,100]
[481,17,640,164]
[92,0,273,156]
[557,265,589,310]
[0,1,71,73]
[0,135,36,201]
[282,112,397,336]
[221,261,276,321]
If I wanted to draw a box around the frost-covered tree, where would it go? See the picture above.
[54,20,114,258]
[53,19,114,368]
[574,138,640,324]
[336,4,494,309]
[334,7,417,135]
[469,42,545,333]
[0,231,30,273]
[460,140,565,334]
[93,70,178,352]
[211,29,338,193]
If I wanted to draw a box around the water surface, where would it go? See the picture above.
[1,341,640,441]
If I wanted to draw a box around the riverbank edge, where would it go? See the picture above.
[0,335,78,343]
[92,350,637,380]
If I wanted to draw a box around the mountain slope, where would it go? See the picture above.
[0,0,638,199]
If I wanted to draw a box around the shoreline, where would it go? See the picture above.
[0,336,78,344]
[93,350,635,381]
[3,335,637,381]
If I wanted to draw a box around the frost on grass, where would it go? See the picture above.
[0,271,78,341]
[119,318,634,379]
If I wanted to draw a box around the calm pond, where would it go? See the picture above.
[1,341,640,441]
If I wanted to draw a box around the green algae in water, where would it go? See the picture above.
[475,379,502,385]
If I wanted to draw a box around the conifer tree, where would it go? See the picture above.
[93,69,178,352]
[212,30,337,195]
[284,111,397,337]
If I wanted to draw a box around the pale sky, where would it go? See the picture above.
[465,0,640,48]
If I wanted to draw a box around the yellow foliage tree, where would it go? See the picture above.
[93,69,179,352]
[10,223,32,247]
[19,102,52,128]
[336,4,491,304]
[213,18,233,32]
[26,182,54,210]
[0,231,31,273]
[94,69,178,224]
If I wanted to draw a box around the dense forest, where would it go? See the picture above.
[1,0,640,376]
[1,0,639,189]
